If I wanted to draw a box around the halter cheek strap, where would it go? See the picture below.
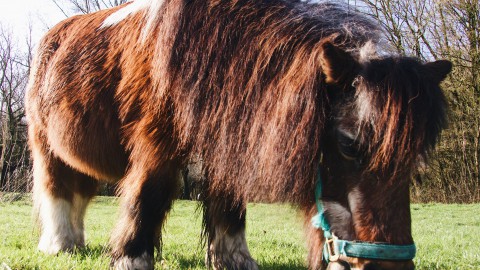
[311,167,416,263]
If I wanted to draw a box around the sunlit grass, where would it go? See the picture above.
[411,204,480,270]
[0,195,478,269]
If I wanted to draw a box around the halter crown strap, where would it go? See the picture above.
[312,166,416,262]
[311,168,332,238]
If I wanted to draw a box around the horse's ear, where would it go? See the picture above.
[319,41,359,85]
[424,60,452,83]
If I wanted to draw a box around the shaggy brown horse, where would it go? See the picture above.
[26,0,451,269]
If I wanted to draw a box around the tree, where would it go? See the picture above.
[350,0,480,202]
[0,25,32,192]
[51,0,129,16]
[429,0,480,202]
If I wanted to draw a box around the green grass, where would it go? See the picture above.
[0,195,479,269]
[411,204,480,269]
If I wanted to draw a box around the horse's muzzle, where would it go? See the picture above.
[326,258,415,270]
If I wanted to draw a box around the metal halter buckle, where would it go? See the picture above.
[326,234,340,262]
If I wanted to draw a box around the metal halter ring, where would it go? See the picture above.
[325,234,340,262]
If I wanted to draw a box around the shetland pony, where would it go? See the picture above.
[26,0,451,269]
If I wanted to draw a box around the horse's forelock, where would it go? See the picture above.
[355,58,447,178]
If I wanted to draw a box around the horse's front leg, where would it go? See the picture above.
[202,193,258,270]
[110,162,181,270]
[304,205,326,270]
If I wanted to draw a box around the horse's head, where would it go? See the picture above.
[317,40,451,269]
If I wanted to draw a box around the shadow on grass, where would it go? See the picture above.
[260,262,307,270]
[172,255,307,270]
[73,246,307,269]
[74,244,110,260]
[415,263,450,270]
[173,255,205,268]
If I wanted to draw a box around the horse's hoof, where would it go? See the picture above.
[38,235,75,254]
[209,252,259,270]
[111,252,154,270]
[73,232,86,247]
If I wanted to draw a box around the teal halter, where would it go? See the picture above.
[311,167,416,263]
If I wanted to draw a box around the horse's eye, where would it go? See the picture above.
[337,133,360,160]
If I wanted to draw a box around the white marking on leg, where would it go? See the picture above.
[30,132,76,254]
[113,252,154,270]
[37,193,76,254]
[209,226,258,270]
[71,194,90,247]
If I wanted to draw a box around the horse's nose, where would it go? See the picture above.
[360,260,415,270]
[328,259,415,270]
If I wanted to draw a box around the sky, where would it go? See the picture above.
[0,0,68,49]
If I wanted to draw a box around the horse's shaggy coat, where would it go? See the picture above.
[26,0,451,269]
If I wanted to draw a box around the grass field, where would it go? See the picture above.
[0,195,479,270]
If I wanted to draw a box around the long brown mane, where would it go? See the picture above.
[162,0,381,203]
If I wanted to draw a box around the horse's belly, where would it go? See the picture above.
[46,109,128,182]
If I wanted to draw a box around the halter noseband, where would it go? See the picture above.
[311,167,416,263]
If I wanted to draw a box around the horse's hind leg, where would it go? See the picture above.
[202,194,258,270]
[31,131,98,254]
[110,162,182,270]
[70,175,98,247]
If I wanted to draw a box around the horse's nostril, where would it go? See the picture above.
[362,260,415,270]
[363,263,381,270]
